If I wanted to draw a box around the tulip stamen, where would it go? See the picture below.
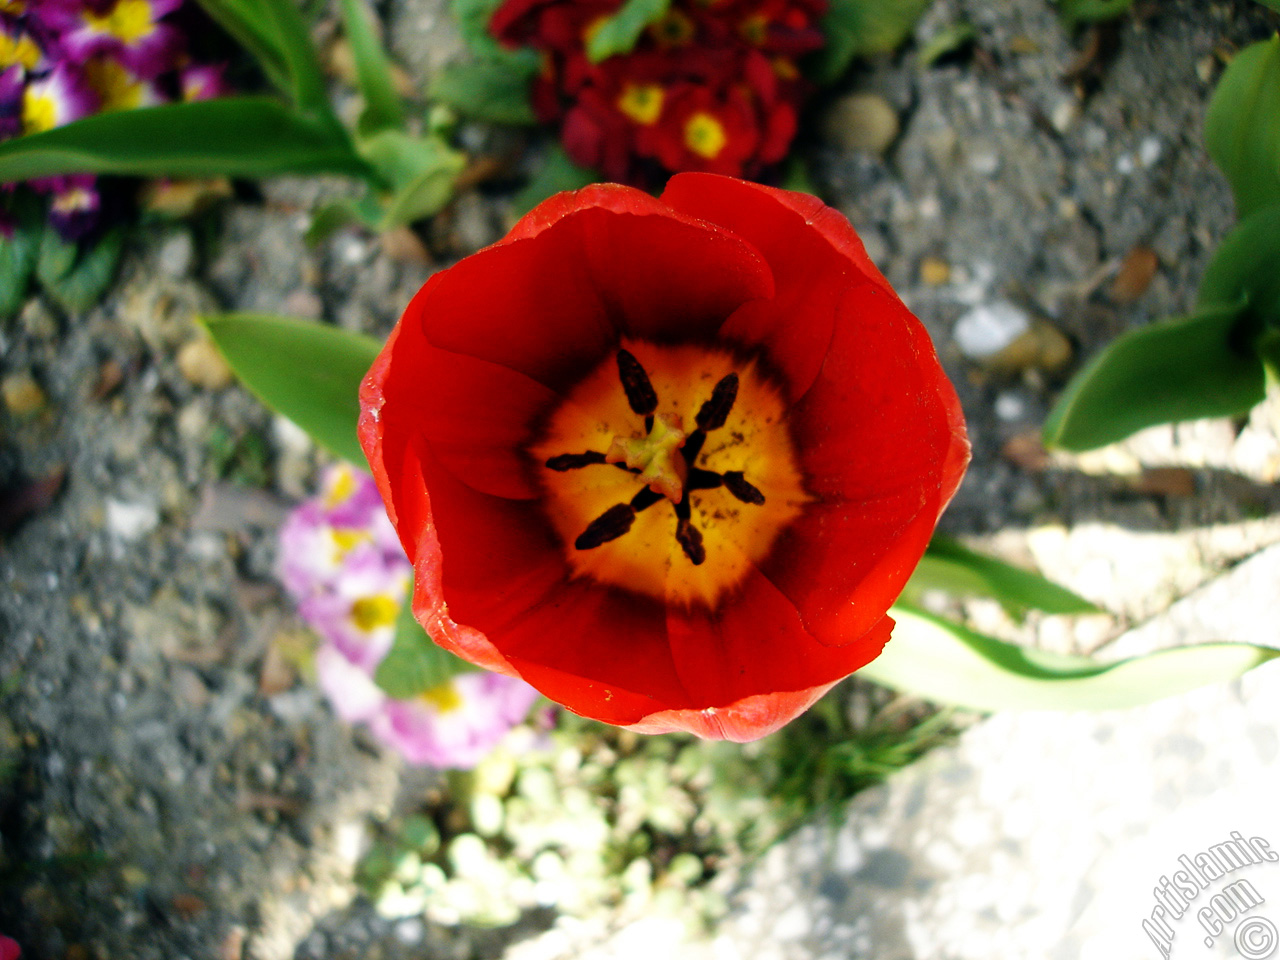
[673,498,706,565]
[575,503,636,549]
[617,348,658,416]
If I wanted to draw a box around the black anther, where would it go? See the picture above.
[617,349,658,416]
[695,373,738,431]
[546,451,607,471]
[687,468,723,491]
[722,471,765,505]
[574,504,636,550]
[675,513,706,565]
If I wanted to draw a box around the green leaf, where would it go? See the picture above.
[0,99,369,182]
[781,156,819,196]
[1055,0,1133,27]
[1205,35,1280,219]
[194,0,292,95]
[512,144,598,216]
[201,313,380,467]
[1197,203,1280,334]
[860,605,1280,712]
[338,0,408,136]
[430,58,540,125]
[304,195,383,246]
[904,536,1099,616]
[916,21,976,69]
[1258,327,1280,380]
[36,227,125,314]
[375,592,475,698]
[452,0,513,60]
[808,0,933,84]
[356,130,466,226]
[1042,300,1264,451]
[1255,0,1280,11]
[586,0,672,63]
[0,196,43,318]
[260,0,334,118]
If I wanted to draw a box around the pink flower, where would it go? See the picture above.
[21,62,99,135]
[280,466,541,768]
[179,62,230,101]
[0,934,20,960]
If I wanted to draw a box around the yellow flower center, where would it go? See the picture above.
[532,340,809,609]
[0,30,40,70]
[617,83,665,125]
[21,89,57,135]
[84,57,144,111]
[350,594,399,632]
[84,0,155,43]
[684,111,728,159]
[323,466,358,509]
[420,681,464,713]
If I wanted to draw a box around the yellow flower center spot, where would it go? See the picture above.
[84,57,144,111]
[85,0,154,43]
[606,412,687,502]
[0,31,40,70]
[420,681,463,713]
[21,89,57,135]
[532,340,809,609]
[617,83,665,125]
[350,594,398,632]
[684,111,728,160]
[323,466,358,509]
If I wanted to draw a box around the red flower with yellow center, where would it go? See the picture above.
[360,175,968,741]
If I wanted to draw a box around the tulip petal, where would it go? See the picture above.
[661,173,893,400]
[415,184,775,392]
[625,679,843,742]
[666,564,892,711]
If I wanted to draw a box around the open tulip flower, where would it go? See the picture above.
[360,174,969,742]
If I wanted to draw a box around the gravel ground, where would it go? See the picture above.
[2,0,1278,957]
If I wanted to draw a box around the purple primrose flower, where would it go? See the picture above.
[40,0,183,78]
[280,465,541,769]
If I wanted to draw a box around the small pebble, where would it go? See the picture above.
[822,92,900,155]
[1110,247,1159,304]
[920,257,951,286]
[954,301,1030,360]
[2,371,47,415]
[177,338,234,390]
[106,499,160,541]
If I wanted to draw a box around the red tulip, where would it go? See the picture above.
[360,174,969,741]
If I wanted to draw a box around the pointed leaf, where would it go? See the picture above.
[260,0,334,118]
[905,536,1099,616]
[0,99,368,182]
[860,605,1280,712]
[430,58,539,125]
[201,313,380,467]
[808,0,932,83]
[1205,35,1280,219]
[338,0,408,136]
[37,227,124,314]
[304,197,381,246]
[1042,300,1263,451]
[586,0,672,63]
[0,198,43,318]
[1197,202,1280,331]
[194,0,292,94]
[375,593,474,699]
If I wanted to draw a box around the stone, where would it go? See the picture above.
[822,93,900,155]
[177,338,234,390]
[2,371,47,415]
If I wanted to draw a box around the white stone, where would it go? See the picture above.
[106,499,160,541]
[953,301,1031,360]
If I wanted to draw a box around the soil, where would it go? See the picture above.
[1,0,1278,957]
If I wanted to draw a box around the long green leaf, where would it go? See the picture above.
[1042,300,1263,451]
[375,591,475,699]
[430,59,539,125]
[1205,35,1280,219]
[0,99,368,182]
[259,0,334,118]
[1197,202,1280,330]
[0,196,42,318]
[379,140,467,229]
[201,313,380,467]
[905,536,1099,616]
[1056,0,1133,26]
[586,0,672,63]
[37,227,124,314]
[194,0,292,94]
[809,0,933,83]
[860,605,1280,712]
[338,0,408,136]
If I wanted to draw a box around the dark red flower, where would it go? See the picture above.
[360,175,968,742]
